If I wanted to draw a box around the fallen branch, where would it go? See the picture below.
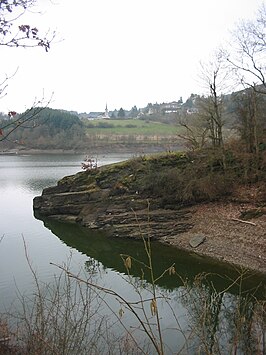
[231,218,256,226]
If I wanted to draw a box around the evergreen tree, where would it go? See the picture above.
[117,107,125,119]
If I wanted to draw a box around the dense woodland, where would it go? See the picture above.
[0,107,88,150]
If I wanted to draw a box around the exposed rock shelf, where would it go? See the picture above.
[33,156,194,240]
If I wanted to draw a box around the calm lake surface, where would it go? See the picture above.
[0,153,265,354]
[0,153,134,303]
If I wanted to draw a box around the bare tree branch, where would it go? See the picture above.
[226,4,266,94]
[0,0,54,51]
[0,92,53,142]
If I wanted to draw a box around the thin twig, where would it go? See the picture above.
[231,218,256,226]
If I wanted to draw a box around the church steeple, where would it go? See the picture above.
[103,103,110,119]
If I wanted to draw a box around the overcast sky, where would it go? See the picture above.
[0,0,264,114]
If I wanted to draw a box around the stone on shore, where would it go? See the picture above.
[189,235,206,248]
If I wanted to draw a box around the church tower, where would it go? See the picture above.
[103,103,110,119]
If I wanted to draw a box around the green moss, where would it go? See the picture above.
[57,149,265,206]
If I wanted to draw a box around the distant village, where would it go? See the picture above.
[0,95,199,122]
[78,95,198,121]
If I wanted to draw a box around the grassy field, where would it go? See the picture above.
[84,119,179,136]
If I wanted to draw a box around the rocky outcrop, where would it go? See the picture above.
[33,156,194,240]
[33,154,266,274]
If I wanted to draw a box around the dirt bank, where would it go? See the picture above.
[163,201,266,275]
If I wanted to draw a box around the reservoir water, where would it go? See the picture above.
[0,153,265,354]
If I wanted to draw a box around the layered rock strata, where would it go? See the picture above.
[33,157,193,240]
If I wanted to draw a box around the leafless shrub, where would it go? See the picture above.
[180,271,266,354]
[1,232,265,354]
[81,156,98,171]
[7,267,108,354]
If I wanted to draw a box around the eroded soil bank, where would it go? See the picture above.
[163,201,266,275]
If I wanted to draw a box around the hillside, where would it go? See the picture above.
[0,107,182,152]
[0,85,265,153]
[0,107,87,151]
[83,118,180,149]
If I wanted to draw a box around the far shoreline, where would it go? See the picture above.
[0,144,184,156]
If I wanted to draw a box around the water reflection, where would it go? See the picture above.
[180,274,266,354]
[37,216,266,297]
[35,217,266,354]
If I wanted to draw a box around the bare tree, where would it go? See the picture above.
[232,89,263,153]
[177,54,230,158]
[178,112,209,151]
[226,4,266,94]
[222,4,266,177]
[198,53,230,150]
[0,0,54,144]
